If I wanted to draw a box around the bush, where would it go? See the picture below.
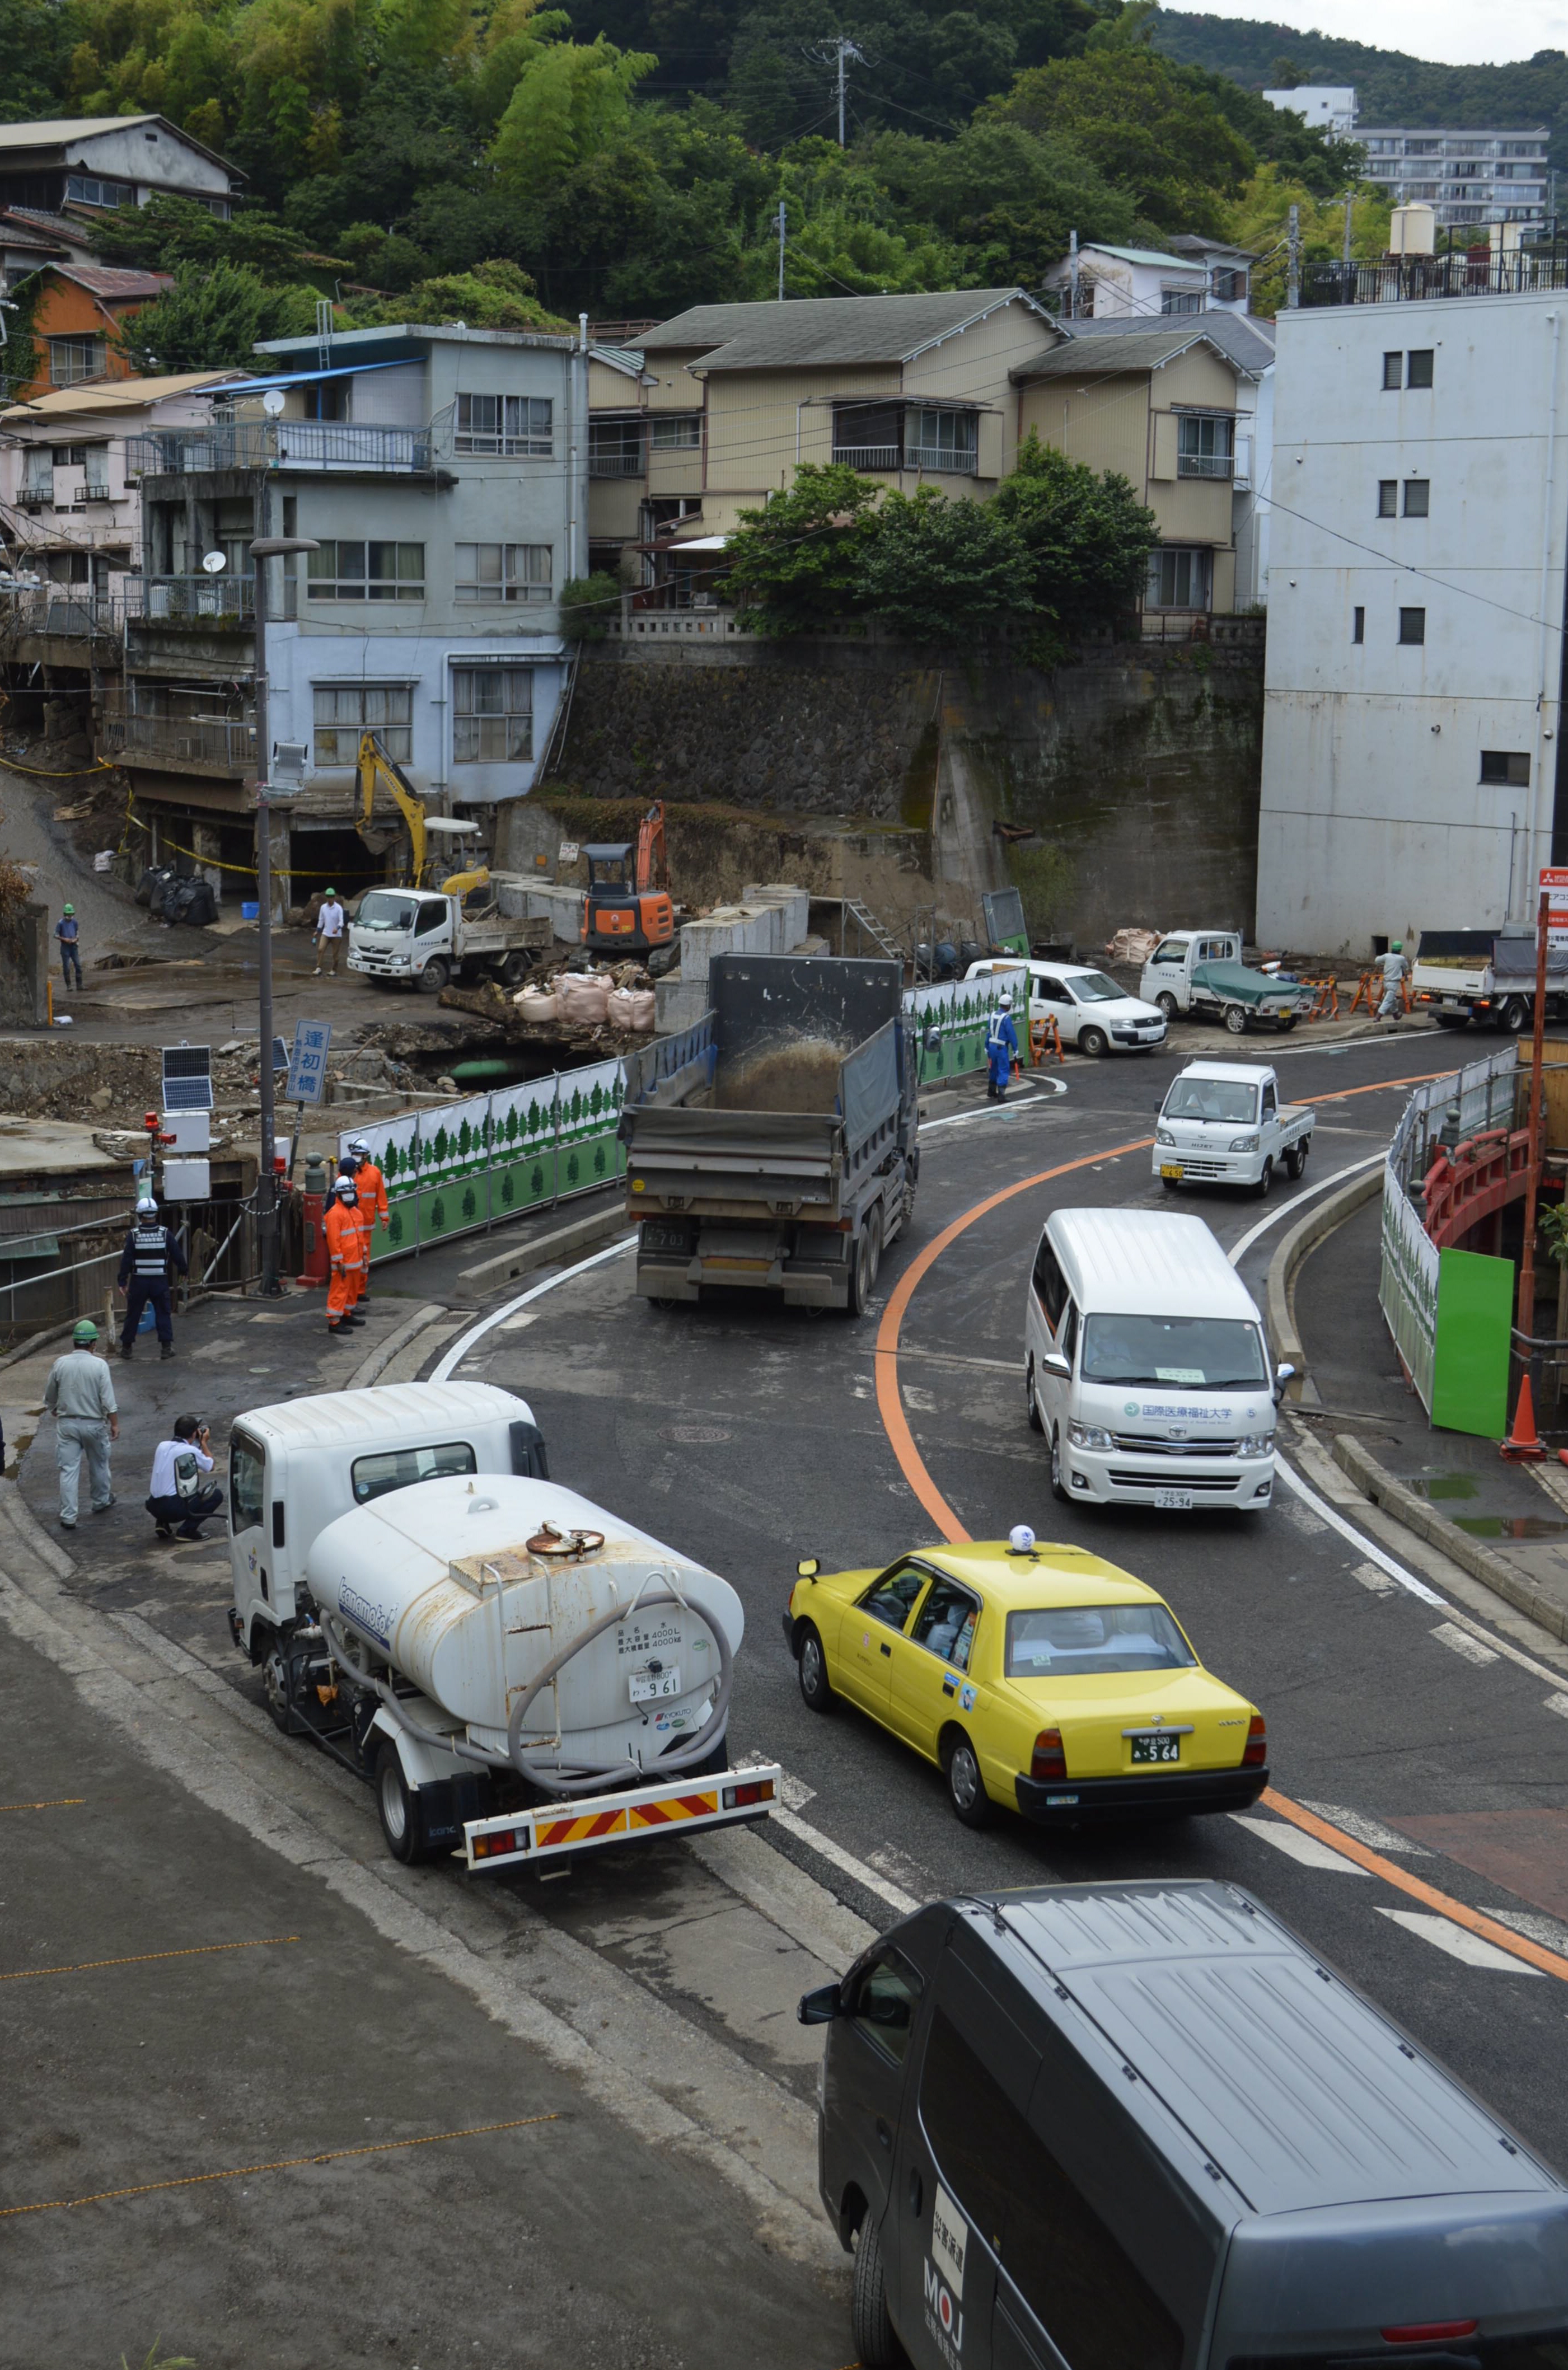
[557,573,621,643]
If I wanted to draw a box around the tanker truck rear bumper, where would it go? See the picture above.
[462,1764,781,1872]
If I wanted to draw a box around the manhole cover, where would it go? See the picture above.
[659,1424,732,1445]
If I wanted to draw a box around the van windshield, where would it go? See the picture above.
[1080,1314,1268,1389]
[356,891,419,932]
[1069,971,1121,1004]
[1007,1603,1196,1677]
[1163,1078,1257,1123]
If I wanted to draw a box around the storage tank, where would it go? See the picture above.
[1389,203,1436,257]
[306,1473,743,1778]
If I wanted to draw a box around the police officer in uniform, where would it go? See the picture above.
[117,1191,188,1360]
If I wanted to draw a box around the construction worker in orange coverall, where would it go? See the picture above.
[323,1180,363,1339]
[347,1136,388,1305]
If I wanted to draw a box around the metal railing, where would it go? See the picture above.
[0,583,143,639]
[589,449,644,477]
[1177,453,1235,479]
[905,446,979,475]
[832,444,901,471]
[99,709,256,770]
[135,575,295,626]
[127,420,433,476]
[1303,245,1568,307]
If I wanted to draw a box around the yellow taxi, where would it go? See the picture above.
[781,1528,1267,1828]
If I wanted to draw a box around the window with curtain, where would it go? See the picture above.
[307,541,424,601]
[21,446,52,498]
[312,682,413,765]
[1176,415,1234,477]
[1145,547,1212,610]
[905,410,979,472]
[48,336,106,386]
[453,544,552,603]
[649,414,701,449]
[452,666,533,764]
[454,394,553,456]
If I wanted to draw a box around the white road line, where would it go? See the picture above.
[1375,1908,1547,1975]
[922,1080,1067,1134]
[1227,1151,1386,1266]
[432,1236,638,1380]
[1229,1812,1372,1873]
[1300,1802,1434,1857]
[1546,1693,1568,1721]
[770,1805,921,1917]
[1274,1455,1448,1608]
[1431,1620,1501,1668]
[1352,1560,1396,1595]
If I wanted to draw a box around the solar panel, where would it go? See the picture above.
[162,1044,213,1113]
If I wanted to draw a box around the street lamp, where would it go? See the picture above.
[248,531,319,1295]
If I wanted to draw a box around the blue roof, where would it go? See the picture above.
[221,360,414,392]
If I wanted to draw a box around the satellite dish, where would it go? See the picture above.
[201,550,227,575]
[261,388,286,418]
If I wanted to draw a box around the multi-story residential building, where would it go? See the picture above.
[1255,245,1568,954]
[1163,236,1256,315]
[110,321,586,904]
[1039,242,1211,321]
[586,289,1060,600]
[8,261,173,400]
[1262,86,1358,138]
[0,115,240,220]
[1012,323,1265,621]
[1358,128,1550,227]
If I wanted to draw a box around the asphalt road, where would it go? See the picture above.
[442,1024,1568,2174]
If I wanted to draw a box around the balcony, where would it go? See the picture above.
[589,449,645,478]
[0,583,142,643]
[135,575,297,628]
[905,445,979,475]
[832,444,901,471]
[125,420,433,479]
[1177,453,1235,480]
[99,708,256,776]
[1303,243,1568,306]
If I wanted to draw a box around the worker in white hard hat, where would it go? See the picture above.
[986,991,1020,1102]
[116,1187,186,1360]
[346,1136,388,1302]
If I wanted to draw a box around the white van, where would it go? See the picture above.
[1024,1209,1288,1513]
[965,958,1166,1055]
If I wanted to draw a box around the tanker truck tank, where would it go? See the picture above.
[306,1472,771,1866]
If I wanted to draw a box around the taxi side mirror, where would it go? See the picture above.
[798,1982,841,2026]
[797,1557,820,1580]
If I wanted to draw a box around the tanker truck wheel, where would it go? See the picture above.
[375,1740,436,1865]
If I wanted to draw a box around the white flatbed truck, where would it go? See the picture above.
[1153,1062,1314,1195]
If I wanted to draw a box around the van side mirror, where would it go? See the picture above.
[1274,1361,1296,1395]
[798,1982,841,2025]
[1041,1351,1071,1379]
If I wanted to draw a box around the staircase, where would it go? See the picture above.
[841,897,903,962]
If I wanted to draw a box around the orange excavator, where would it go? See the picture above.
[582,800,675,956]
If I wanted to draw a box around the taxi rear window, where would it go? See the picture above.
[1007,1604,1195,1678]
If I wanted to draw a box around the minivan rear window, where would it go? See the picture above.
[920,2005,1183,2370]
[1007,1604,1196,1678]
[1081,1314,1268,1389]
[351,1441,478,1503]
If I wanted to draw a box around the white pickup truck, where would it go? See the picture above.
[348,884,551,995]
[1139,930,1307,1034]
[1153,1062,1314,1196]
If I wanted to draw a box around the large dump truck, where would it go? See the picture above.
[620,953,918,1315]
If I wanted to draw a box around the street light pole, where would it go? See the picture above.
[248,533,319,1295]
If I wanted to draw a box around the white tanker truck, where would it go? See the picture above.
[226,1384,775,1870]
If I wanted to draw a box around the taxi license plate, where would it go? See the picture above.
[1154,1488,1193,1511]
[630,1665,682,1703]
[1130,1733,1182,1764]
[1159,1164,1183,1180]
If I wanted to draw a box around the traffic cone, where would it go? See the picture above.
[1501,1372,1547,1460]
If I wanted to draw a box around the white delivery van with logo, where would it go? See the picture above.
[1023,1209,1291,1514]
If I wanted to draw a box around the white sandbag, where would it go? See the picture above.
[557,972,610,1024]
[514,987,558,1021]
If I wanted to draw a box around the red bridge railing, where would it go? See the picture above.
[1422,1127,1534,1249]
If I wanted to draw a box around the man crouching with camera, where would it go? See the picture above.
[147,1414,223,1542]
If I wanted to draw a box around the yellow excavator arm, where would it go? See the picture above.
[355,730,428,886]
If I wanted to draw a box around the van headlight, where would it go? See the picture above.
[1156,1126,1176,1146]
[1239,1431,1276,1458]
[1229,1134,1260,1153]
[1069,1420,1113,1451]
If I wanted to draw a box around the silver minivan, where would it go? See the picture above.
[803,1878,1568,2370]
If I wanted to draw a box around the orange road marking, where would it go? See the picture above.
[875,1062,1568,1984]
[0,2112,561,2218]
[1,1936,299,1984]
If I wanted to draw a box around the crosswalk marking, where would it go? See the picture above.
[1352,1561,1396,1596]
[1430,1621,1500,1668]
[1301,1802,1433,1857]
[1230,1814,1371,1873]
[1376,1908,1547,1975]
[1545,1693,1568,1722]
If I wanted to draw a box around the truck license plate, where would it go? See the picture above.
[1159,1164,1183,1181]
[630,1665,682,1703]
[1154,1489,1193,1511]
[1130,1733,1182,1764]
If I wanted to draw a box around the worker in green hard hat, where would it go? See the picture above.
[54,901,82,990]
[42,1318,119,1529]
[1377,938,1410,1024]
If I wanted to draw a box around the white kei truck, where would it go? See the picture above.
[1139,931,1308,1034]
[348,886,551,995]
[1024,1208,1291,1516]
[226,1383,778,1871]
[1153,1062,1314,1196]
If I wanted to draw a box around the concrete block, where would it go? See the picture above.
[656,975,712,1034]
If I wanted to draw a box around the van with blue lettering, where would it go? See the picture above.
[801,1879,1568,2370]
[1024,1208,1291,1517]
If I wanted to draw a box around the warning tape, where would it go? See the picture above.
[0,2111,562,2218]
[151,831,392,887]
[0,1796,85,1812]
[0,1934,299,1984]
[0,754,116,779]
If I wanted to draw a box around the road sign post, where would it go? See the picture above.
[284,1020,332,1180]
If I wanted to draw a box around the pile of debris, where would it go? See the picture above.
[1103,925,1161,967]
[437,957,657,1052]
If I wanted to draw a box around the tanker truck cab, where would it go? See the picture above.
[227,1381,549,1697]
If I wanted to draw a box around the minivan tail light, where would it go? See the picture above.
[1381,2325,1478,2345]
[1031,1729,1066,1781]
[1242,1715,1267,1768]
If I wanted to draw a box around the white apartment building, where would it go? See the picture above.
[1263,86,1358,138]
[1359,129,1550,228]
[1255,274,1568,954]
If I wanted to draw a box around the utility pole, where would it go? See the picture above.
[804,35,866,145]
[1343,192,1354,264]
[771,200,787,301]
[1288,202,1301,308]
[247,532,318,1295]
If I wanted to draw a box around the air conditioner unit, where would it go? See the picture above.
[691,592,717,610]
